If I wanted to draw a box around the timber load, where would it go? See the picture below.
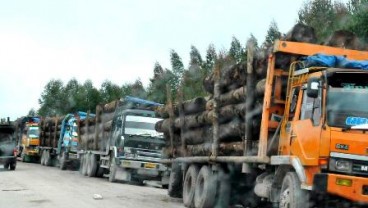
[40,117,64,148]
[155,23,365,159]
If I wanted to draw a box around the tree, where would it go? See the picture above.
[99,80,122,103]
[79,79,101,113]
[27,108,37,116]
[181,46,207,99]
[228,36,245,64]
[346,0,368,42]
[298,0,347,41]
[38,79,64,116]
[168,50,185,100]
[264,20,281,47]
[203,44,217,75]
[147,62,175,104]
[63,78,80,113]
[130,79,147,98]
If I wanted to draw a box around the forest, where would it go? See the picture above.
[33,0,368,117]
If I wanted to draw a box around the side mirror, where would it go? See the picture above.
[307,77,320,98]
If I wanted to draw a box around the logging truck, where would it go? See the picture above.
[78,96,169,186]
[15,116,41,162]
[38,112,91,169]
[0,118,17,170]
[157,40,368,207]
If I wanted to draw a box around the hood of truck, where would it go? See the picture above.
[330,128,368,156]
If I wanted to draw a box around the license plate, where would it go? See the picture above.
[144,163,156,169]
[122,161,131,167]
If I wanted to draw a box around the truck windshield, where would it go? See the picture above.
[124,115,163,138]
[327,72,368,128]
[28,127,40,138]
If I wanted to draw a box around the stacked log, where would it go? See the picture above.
[79,100,117,151]
[40,117,64,148]
[156,58,266,157]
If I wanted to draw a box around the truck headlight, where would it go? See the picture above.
[329,158,352,173]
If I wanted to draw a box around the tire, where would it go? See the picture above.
[79,155,84,175]
[95,166,105,178]
[40,150,45,166]
[82,154,89,176]
[59,151,67,170]
[44,150,51,166]
[9,162,16,170]
[4,163,9,169]
[168,162,183,198]
[183,165,199,207]
[109,162,117,183]
[87,153,98,177]
[194,165,217,208]
[279,172,310,208]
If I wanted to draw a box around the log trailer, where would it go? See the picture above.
[78,96,169,186]
[38,112,91,169]
[160,41,368,208]
[15,116,41,162]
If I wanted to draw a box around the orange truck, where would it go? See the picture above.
[15,116,41,162]
[160,40,368,207]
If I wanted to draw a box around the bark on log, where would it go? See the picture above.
[203,63,247,94]
[186,142,244,156]
[284,23,317,43]
[183,120,246,145]
[324,30,362,50]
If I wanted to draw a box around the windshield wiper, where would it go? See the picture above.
[342,124,368,131]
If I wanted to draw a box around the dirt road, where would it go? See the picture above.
[0,162,183,208]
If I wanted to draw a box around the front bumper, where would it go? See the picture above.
[313,173,368,204]
[0,156,16,164]
[117,159,168,177]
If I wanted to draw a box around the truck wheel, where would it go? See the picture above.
[44,150,52,166]
[82,154,89,176]
[9,162,16,170]
[87,153,98,177]
[279,172,309,208]
[59,151,67,170]
[109,162,117,183]
[183,164,199,207]
[40,150,44,166]
[194,165,217,208]
[168,162,183,198]
[95,166,105,178]
[79,155,84,175]
[4,163,9,169]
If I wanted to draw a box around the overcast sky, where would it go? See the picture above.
[0,0,307,120]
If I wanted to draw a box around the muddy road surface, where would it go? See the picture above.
[0,162,183,208]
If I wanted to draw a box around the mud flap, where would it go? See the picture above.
[115,166,132,181]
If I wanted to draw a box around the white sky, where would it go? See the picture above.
[0,0,306,120]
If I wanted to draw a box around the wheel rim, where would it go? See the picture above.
[280,188,291,208]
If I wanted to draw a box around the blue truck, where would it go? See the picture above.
[38,112,93,170]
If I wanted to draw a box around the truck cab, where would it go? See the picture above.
[0,118,17,170]
[18,117,41,162]
[279,67,368,203]
[109,108,168,184]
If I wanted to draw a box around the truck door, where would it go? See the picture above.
[289,85,322,165]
